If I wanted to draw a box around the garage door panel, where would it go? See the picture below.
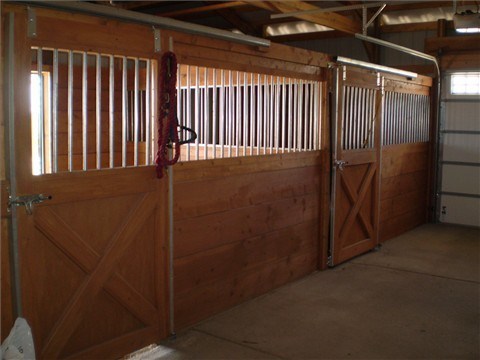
[444,102,480,131]
[440,195,480,227]
[442,133,480,163]
[441,164,480,195]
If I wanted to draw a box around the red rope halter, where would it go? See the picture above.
[156,51,180,178]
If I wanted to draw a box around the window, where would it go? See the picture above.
[31,71,51,175]
[450,72,480,95]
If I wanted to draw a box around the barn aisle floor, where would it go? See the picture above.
[134,223,479,359]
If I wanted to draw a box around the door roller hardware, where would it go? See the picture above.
[8,194,52,215]
[334,160,348,171]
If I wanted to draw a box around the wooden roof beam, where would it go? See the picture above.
[157,1,246,18]
[248,1,362,35]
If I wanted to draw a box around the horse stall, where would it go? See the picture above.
[1,3,434,359]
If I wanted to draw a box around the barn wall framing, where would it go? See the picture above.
[1,4,435,358]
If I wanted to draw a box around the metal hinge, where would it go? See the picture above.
[327,255,334,267]
[8,194,52,215]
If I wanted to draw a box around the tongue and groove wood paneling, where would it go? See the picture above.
[379,142,430,242]
[173,152,321,329]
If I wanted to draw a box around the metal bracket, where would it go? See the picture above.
[334,159,348,171]
[153,28,161,53]
[362,3,386,35]
[27,7,37,38]
[8,194,52,215]
[327,255,334,267]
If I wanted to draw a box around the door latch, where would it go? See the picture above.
[334,159,348,171]
[8,194,52,215]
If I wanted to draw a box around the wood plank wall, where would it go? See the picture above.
[172,151,322,329]
[379,142,430,242]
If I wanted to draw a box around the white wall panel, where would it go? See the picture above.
[442,133,480,163]
[440,195,480,227]
[444,102,480,131]
[441,164,480,195]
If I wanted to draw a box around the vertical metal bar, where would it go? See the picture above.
[146,60,151,164]
[257,73,261,154]
[186,65,192,161]
[275,76,280,153]
[133,58,139,166]
[6,13,23,316]
[235,71,242,156]
[400,93,405,143]
[281,77,286,152]
[250,72,254,155]
[293,80,298,151]
[263,74,268,153]
[392,92,397,144]
[96,54,102,169]
[313,82,320,150]
[177,66,182,134]
[367,88,372,147]
[350,87,355,149]
[362,88,367,147]
[343,86,349,150]
[303,81,308,151]
[195,66,200,160]
[220,69,225,158]
[287,78,292,152]
[109,55,115,168]
[37,48,45,174]
[308,82,313,150]
[243,72,248,156]
[122,57,127,167]
[213,69,217,159]
[52,49,59,173]
[269,75,274,153]
[68,51,73,171]
[205,67,210,159]
[82,52,88,171]
[383,92,388,145]
[228,70,233,157]
[304,82,312,150]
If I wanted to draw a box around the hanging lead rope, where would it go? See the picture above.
[156,51,180,178]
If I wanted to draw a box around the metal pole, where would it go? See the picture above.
[52,49,59,173]
[205,67,210,159]
[146,60,152,165]
[213,69,217,159]
[5,12,23,317]
[134,58,140,166]
[109,55,115,168]
[329,67,341,267]
[122,57,127,167]
[96,54,102,169]
[67,50,73,171]
[82,52,88,171]
[37,47,45,174]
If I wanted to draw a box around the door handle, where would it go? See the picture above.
[334,160,348,171]
[9,194,52,215]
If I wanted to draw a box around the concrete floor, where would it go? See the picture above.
[140,223,480,359]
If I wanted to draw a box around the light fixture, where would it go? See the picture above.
[453,10,480,33]
[335,56,418,79]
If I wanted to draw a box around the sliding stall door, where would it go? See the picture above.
[6,8,167,359]
[330,67,381,266]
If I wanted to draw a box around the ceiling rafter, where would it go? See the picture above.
[157,1,246,18]
[204,1,261,36]
[248,1,362,35]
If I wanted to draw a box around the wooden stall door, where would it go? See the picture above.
[6,8,168,359]
[330,67,381,266]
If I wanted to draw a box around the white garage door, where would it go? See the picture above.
[439,71,480,227]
